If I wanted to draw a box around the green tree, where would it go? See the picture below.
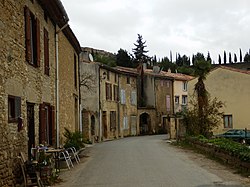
[132,34,149,66]
[229,52,232,63]
[240,48,242,62]
[116,48,133,67]
[193,52,205,63]
[243,53,250,63]
[234,53,237,63]
[218,54,221,64]
[223,51,227,64]
[184,59,224,137]
[206,52,212,64]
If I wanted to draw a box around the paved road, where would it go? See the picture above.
[56,135,248,187]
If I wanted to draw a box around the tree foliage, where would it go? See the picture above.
[116,48,133,67]
[184,59,224,138]
[243,52,250,63]
[132,34,149,65]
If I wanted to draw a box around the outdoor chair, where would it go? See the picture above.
[18,155,43,187]
[59,150,74,169]
[66,147,80,164]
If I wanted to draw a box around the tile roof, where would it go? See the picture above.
[212,66,250,75]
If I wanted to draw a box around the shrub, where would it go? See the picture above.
[63,128,84,150]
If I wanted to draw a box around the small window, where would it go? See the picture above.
[127,76,130,84]
[106,71,110,81]
[8,95,21,122]
[120,89,126,104]
[105,83,112,100]
[44,28,49,75]
[130,90,137,105]
[175,96,179,104]
[183,81,188,91]
[223,115,233,128]
[182,95,187,105]
[113,85,119,101]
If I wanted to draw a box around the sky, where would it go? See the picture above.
[60,0,250,63]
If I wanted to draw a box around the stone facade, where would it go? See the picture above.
[1,0,57,185]
[118,73,138,137]
[58,30,80,145]
[0,0,81,185]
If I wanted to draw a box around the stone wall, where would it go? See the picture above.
[0,0,56,185]
[58,30,79,145]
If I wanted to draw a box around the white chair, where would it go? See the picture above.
[67,147,80,164]
[59,150,74,169]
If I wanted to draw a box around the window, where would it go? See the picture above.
[24,6,40,67]
[182,81,188,91]
[44,28,49,75]
[175,96,179,104]
[182,95,188,105]
[8,95,21,122]
[166,95,171,112]
[106,71,110,81]
[224,115,233,128]
[120,89,126,104]
[105,83,112,100]
[127,76,130,84]
[110,111,116,130]
[130,90,137,105]
[123,116,128,130]
[113,85,119,101]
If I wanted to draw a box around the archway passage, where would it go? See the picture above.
[139,113,151,135]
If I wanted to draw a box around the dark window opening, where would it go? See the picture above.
[8,95,21,123]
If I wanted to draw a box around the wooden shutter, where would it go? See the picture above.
[44,28,49,75]
[39,104,46,144]
[24,6,31,63]
[106,83,108,100]
[50,105,55,146]
[15,97,21,118]
[36,18,40,67]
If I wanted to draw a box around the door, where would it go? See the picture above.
[27,103,35,159]
[102,111,107,139]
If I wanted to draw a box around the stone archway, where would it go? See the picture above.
[139,113,151,135]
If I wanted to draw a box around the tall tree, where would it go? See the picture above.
[218,54,221,64]
[223,51,227,64]
[229,52,232,63]
[116,48,133,67]
[193,59,211,137]
[240,48,242,62]
[234,53,237,63]
[193,52,205,65]
[170,51,173,62]
[243,53,250,63]
[206,52,212,64]
[132,34,149,66]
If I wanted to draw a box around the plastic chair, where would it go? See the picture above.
[59,150,74,169]
[67,147,80,164]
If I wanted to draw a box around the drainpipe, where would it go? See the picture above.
[55,23,68,148]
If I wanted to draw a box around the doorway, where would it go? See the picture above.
[139,113,151,135]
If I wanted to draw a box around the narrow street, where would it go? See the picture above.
[55,135,250,187]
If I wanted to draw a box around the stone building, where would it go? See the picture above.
[0,0,80,185]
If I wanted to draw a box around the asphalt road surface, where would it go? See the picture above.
[56,135,250,187]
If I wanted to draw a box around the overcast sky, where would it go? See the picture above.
[60,0,250,63]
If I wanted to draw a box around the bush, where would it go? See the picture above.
[63,128,85,150]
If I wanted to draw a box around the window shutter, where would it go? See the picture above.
[109,84,112,100]
[106,83,108,100]
[166,95,171,112]
[36,18,40,67]
[44,28,49,75]
[50,105,55,146]
[39,104,46,144]
[24,6,31,63]
[15,97,21,118]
